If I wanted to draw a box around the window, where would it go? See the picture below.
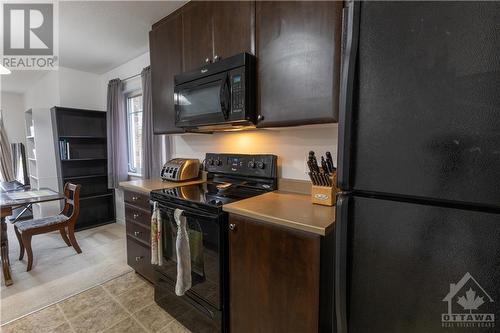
[126,93,143,175]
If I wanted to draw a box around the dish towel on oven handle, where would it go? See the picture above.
[150,201,163,265]
[174,208,192,296]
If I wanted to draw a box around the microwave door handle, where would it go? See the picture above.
[219,74,231,120]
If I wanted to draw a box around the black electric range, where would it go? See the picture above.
[153,178,273,212]
[150,153,277,333]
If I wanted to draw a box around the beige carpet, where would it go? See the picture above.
[0,222,132,324]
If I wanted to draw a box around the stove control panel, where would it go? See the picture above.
[205,153,277,179]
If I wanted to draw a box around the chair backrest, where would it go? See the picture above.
[62,183,81,224]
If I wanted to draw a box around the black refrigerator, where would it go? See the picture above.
[335,2,500,333]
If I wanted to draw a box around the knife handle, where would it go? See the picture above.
[321,157,329,175]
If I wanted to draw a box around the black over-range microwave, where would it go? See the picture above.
[174,53,256,132]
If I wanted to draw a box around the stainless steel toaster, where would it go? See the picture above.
[161,158,200,182]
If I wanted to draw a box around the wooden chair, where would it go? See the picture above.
[14,183,82,271]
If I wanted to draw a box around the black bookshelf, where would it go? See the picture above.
[51,107,115,230]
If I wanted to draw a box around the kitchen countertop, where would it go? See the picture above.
[118,178,204,194]
[223,191,335,236]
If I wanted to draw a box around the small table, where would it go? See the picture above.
[0,188,64,286]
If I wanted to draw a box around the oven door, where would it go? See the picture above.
[175,72,231,128]
[156,203,223,310]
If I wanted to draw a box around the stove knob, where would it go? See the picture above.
[256,161,265,169]
[208,159,214,166]
[216,159,222,166]
[248,161,256,169]
[209,199,223,206]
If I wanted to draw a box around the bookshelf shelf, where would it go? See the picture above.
[58,135,106,139]
[61,158,107,162]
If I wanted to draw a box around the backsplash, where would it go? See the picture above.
[170,124,338,180]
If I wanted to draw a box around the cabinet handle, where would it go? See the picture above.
[133,213,139,219]
[214,55,220,62]
[229,223,236,231]
[205,57,211,64]
[134,231,141,237]
[257,115,264,121]
[135,256,143,262]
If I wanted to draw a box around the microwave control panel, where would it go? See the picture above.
[205,153,277,179]
[230,70,245,113]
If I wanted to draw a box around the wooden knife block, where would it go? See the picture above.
[311,173,338,207]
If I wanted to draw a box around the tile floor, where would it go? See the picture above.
[1,271,192,333]
[1,223,131,323]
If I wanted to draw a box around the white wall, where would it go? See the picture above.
[172,124,338,180]
[24,67,102,111]
[0,92,26,145]
[24,71,60,111]
[59,67,105,110]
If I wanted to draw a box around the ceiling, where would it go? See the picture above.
[1,1,186,94]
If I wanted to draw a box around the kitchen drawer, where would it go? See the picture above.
[125,205,151,227]
[124,190,151,210]
[126,220,151,246]
[127,236,154,283]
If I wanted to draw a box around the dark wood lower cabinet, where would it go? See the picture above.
[126,235,154,283]
[228,214,333,332]
[124,190,154,283]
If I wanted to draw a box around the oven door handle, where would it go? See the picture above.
[158,203,221,220]
[219,73,231,120]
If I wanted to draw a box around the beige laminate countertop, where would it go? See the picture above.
[119,178,204,194]
[223,191,335,236]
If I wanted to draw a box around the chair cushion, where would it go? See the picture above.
[16,214,69,232]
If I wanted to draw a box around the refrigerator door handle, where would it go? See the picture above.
[337,0,360,190]
[335,193,350,333]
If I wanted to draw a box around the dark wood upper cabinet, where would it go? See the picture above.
[182,1,255,71]
[150,1,340,133]
[256,1,343,127]
[213,1,255,60]
[149,11,184,134]
[229,214,321,333]
[181,1,214,72]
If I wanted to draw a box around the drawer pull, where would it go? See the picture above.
[134,231,142,237]
[132,196,139,201]
[133,213,139,219]
[135,256,143,262]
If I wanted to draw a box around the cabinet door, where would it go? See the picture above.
[149,12,184,134]
[229,214,321,333]
[182,1,213,71]
[212,1,255,60]
[256,1,343,127]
